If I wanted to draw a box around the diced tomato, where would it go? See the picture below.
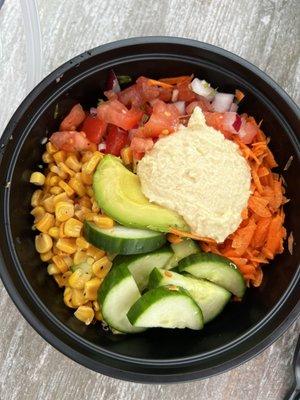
[130,136,154,155]
[105,125,128,156]
[137,76,173,103]
[140,100,180,137]
[59,104,86,131]
[97,99,143,130]
[118,84,144,107]
[239,118,259,144]
[204,112,233,139]
[50,131,96,152]
[176,81,197,102]
[186,97,213,114]
[81,115,107,144]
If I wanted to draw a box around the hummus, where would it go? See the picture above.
[137,107,251,243]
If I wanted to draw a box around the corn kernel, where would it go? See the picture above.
[93,300,100,311]
[94,310,103,321]
[49,165,59,174]
[49,185,63,195]
[60,271,72,286]
[71,289,86,307]
[31,206,46,222]
[87,246,105,260]
[55,201,74,222]
[64,287,75,308]
[78,196,92,209]
[48,226,59,239]
[43,195,55,213]
[84,278,101,301]
[84,212,97,221]
[80,173,93,185]
[82,151,103,175]
[76,237,90,250]
[53,150,67,163]
[65,154,81,172]
[64,218,83,237]
[47,263,60,275]
[49,175,60,186]
[69,177,86,197]
[74,306,94,325]
[74,206,90,222]
[81,151,94,163]
[91,200,100,213]
[52,254,69,273]
[58,180,75,197]
[35,213,55,233]
[92,257,112,279]
[56,238,77,254]
[40,250,53,262]
[46,141,58,154]
[42,152,53,163]
[86,187,94,197]
[73,250,87,265]
[121,147,133,165]
[63,256,73,268]
[58,162,75,177]
[68,269,92,289]
[87,257,94,265]
[30,172,45,186]
[31,189,43,207]
[93,215,114,229]
[59,222,66,238]
[53,192,71,205]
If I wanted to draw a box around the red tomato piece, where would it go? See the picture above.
[186,97,213,114]
[137,76,173,103]
[176,81,197,102]
[118,84,144,107]
[82,115,107,144]
[59,104,86,131]
[130,136,154,153]
[239,118,258,144]
[105,125,128,156]
[97,99,143,130]
[141,100,180,137]
[50,131,96,152]
[203,112,233,139]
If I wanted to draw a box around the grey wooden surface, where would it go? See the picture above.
[0,0,299,399]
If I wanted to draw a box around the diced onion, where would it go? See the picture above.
[98,142,106,151]
[171,89,179,102]
[212,93,234,112]
[90,107,97,116]
[191,78,215,100]
[173,101,186,115]
[222,112,242,134]
[229,102,238,112]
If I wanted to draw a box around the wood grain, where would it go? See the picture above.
[0,0,299,399]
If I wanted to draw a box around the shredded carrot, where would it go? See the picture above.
[158,75,192,85]
[147,79,173,89]
[167,233,183,244]
[235,89,245,103]
[169,228,217,243]
[248,196,272,218]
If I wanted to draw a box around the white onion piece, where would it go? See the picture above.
[229,102,238,112]
[90,107,98,116]
[98,142,106,151]
[212,93,234,112]
[191,78,215,100]
[173,101,186,115]
[222,112,242,134]
[171,89,179,102]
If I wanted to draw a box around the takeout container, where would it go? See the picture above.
[0,37,299,383]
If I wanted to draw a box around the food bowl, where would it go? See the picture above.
[0,37,299,383]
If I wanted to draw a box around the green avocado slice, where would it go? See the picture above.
[93,155,188,232]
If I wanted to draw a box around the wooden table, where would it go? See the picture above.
[0,0,299,399]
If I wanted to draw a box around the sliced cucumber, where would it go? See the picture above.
[178,253,246,298]
[165,239,200,270]
[127,286,204,330]
[84,221,166,255]
[98,263,144,333]
[149,268,231,323]
[113,246,173,291]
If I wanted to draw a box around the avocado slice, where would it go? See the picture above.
[93,155,188,232]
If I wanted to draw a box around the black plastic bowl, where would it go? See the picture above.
[0,37,299,383]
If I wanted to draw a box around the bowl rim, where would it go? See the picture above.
[0,36,299,383]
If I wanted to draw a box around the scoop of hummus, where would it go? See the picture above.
[137,107,251,243]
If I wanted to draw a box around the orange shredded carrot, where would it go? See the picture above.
[251,217,271,248]
[264,214,284,258]
[248,196,272,218]
[251,168,264,194]
[232,218,257,256]
[235,89,245,103]
[167,233,183,244]
[169,228,217,243]
[158,75,192,85]
[147,79,173,89]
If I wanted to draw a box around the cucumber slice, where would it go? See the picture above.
[98,263,144,333]
[178,253,246,298]
[113,246,174,291]
[127,286,204,330]
[165,239,200,270]
[149,268,231,323]
[84,221,166,255]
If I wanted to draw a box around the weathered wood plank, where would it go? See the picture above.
[0,0,299,399]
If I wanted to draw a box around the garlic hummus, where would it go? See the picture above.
[137,107,251,243]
